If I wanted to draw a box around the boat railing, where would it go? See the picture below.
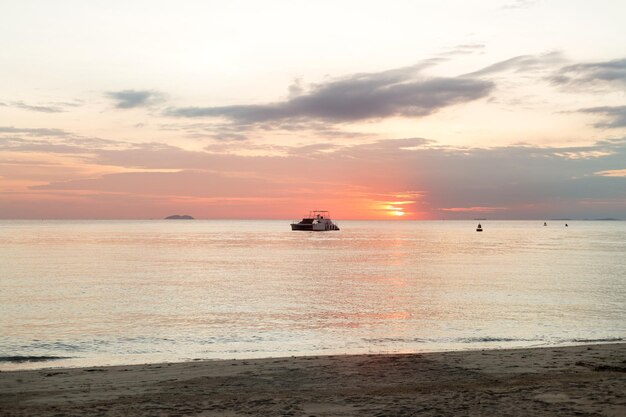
[308,210,330,218]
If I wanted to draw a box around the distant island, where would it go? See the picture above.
[164,215,194,220]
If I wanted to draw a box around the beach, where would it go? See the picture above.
[1,343,624,416]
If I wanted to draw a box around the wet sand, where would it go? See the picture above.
[1,343,625,416]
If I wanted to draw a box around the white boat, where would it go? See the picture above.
[291,211,340,231]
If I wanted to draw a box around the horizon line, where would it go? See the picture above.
[0,218,622,221]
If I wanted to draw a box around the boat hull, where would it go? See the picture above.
[290,223,339,231]
[291,223,313,231]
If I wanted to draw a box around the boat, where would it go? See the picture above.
[476,223,483,232]
[291,210,340,231]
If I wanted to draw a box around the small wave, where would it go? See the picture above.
[362,337,428,344]
[0,356,71,363]
[457,337,533,343]
[24,341,89,352]
[571,337,623,343]
[362,337,534,344]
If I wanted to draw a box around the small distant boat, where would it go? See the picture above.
[476,223,483,232]
[544,222,547,226]
[291,211,340,231]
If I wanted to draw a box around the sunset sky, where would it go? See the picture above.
[1,0,625,219]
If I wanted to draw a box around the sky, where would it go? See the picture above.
[1,0,625,219]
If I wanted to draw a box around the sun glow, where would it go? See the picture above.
[378,201,416,218]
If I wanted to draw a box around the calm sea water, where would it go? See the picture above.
[1,220,624,370]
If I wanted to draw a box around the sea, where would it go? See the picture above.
[1,220,624,370]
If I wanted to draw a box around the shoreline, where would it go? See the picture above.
[1,343,624,416]
[2,339,624,372]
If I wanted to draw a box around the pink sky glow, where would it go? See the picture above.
[1,1,625,220]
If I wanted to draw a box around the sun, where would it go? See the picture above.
[380,204,407,217]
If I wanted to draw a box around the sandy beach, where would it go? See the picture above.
[1,343,624,416]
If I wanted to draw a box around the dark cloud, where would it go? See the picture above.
[0,101,66,113]
[579,106,626,128]
[169,52,626,129]
[0,126,70,137]
[166,64,493,124]
[13,101,65,113]
[550,58,626,87]
[157,122,251,141]
[106,90,165,109]
[0,127,140,154]
[287,78,304,99]
[0,138,88,154]
[466,52,565,77]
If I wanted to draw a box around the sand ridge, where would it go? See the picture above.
[1,343,625,416]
